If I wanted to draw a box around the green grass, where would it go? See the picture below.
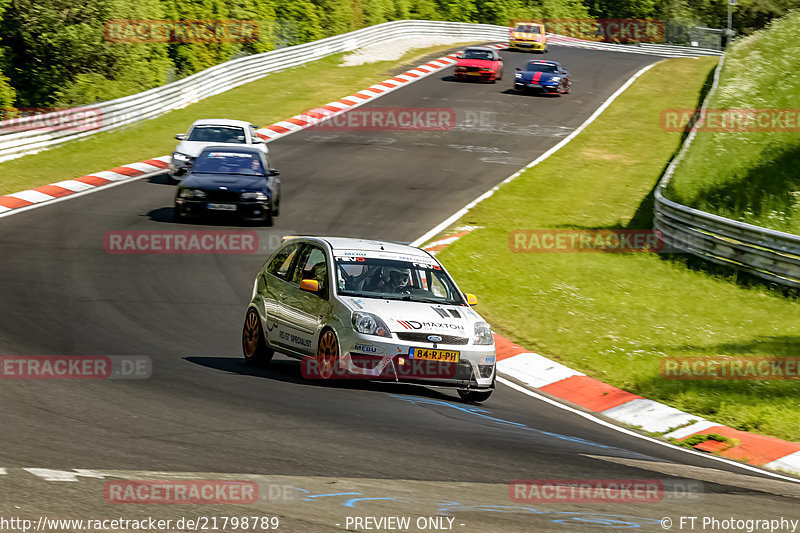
[666,12,800,234]
[435,56,800,443]
[0,42,480,196]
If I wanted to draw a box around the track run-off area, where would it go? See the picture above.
[1,45,799,533]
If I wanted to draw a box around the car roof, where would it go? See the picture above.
[463,46,495,52]
[190,118,253,128]
[285,236,433,259]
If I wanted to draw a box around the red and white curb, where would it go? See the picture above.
[254,44,505,142]
[0,44,503,219]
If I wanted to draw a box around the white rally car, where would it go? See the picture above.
[242,237,497,402]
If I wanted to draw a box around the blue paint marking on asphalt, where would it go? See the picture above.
[435,503,661,528]
[343,496,402,508]
[304,492,362,501]
[389,395,637,453]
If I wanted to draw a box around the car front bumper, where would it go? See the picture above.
[510,40,546,50]
[514,82,561,93]
[175,198,272,221]
[335,332,496,389]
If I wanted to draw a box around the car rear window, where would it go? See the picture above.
[463,50,494,60]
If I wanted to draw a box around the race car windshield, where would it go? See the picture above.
[187,125,246,144]
[192,152,265,175]
[336,256,465,305]
[463,50,494,60]
[525,63,558,73]
[516,25,541,34]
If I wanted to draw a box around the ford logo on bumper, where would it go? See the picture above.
[427,335,443,342]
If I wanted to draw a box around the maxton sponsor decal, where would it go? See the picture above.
[510,480,664,503]
[661,108,800,133]
[0,356,151,379]
[104,480,258,504]
[396,320,464,331]
[509,229,663,253]
[307,108,456,131]
[104,19,259,44]
[104,231,258,254]
[0,107,102,133]
[661,357,800,380]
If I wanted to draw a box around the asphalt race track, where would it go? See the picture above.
[1,45,799,532]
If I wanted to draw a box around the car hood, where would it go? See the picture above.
[512,32,546,42]
[340,296,483,335]
[520,70,559,83]
[173,141,251,157]
[181,173,268,192]
[456,58,497,68]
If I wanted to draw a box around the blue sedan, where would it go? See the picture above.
[174,145,281,225]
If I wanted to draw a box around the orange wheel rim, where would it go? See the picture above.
[317,331,338,379]
[243,310,260,356]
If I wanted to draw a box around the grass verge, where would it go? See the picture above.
[0,42,481,196]
[436,56,800,443]
[666,12,800,234]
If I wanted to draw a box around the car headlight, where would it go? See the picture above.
[515,73,523,79]
[549,77,561,82]
[473,322,493,345]
[178,188,207,199]
[352,312,391,338]
[172,152,191,162]
[241,191,269,200]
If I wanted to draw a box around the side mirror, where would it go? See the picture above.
[300,279,319,293]
[252,137,265,144]
[175,133,187,140]
[465,293,478,306]
[515,67,522,71]
[268,169,280,176]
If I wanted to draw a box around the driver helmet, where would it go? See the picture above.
[383,267,411,290]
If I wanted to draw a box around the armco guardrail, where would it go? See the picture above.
[0,20,721,163]
[654,55,800,288]
[548,35,723,57]
[0,20,508,163]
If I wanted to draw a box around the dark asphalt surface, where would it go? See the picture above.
[1,45,798,532]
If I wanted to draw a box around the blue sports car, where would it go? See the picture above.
[514,60,571,96]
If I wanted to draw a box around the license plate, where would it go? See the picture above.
[409,347,460,363]
[528,84,541,88]
[467,72,482,76]
[207,203,237,211]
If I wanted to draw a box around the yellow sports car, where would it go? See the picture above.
[509,22,548,53]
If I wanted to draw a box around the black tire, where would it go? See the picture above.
[316,328,340,380]
[457,389,493,403]
[262,208,274,227]
[273,199,280,217]
[173,205,184,223]
[242,308,274,365]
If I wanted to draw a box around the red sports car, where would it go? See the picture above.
[453,47,503,83]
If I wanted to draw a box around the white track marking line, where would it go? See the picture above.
[497,377,800,482]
